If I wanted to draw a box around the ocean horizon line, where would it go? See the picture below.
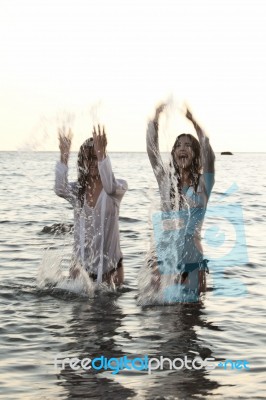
[1,150,266,154]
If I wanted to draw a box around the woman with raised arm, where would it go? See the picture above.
[146,104,215,296]
[55,125,128,286]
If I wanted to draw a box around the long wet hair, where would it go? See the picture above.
[77,137,96,207]
[170,133,202,210]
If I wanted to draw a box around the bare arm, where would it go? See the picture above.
[185,106,215,196]
[58,126,73,165]
[146,104,167,185]
[185,107,215,173]
[54,127,76,204]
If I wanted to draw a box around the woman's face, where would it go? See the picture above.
[82,148,99,178]
[173,135,195,170]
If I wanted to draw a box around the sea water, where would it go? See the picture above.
[0,150,266,399]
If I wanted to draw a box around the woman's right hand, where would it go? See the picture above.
[58,126,73,165]
[153,103,166,123]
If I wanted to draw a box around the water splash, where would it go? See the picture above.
[37,223,121,298]
[138,97,198,305]
[16,105,106,295]
[36,249,94,296]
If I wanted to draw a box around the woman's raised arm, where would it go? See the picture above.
[185,106,215,173]
[93,125,128,197]
[54,127,76,204]
[146,103,167,185]
[185,106,215,196]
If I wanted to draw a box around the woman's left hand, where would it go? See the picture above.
[185,104,202,132]
[185,104,205,140]
[92,125,107,161]
[185,105,195,123]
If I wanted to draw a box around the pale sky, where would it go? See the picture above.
[0,0,266,152]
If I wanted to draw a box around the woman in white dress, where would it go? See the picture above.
[146,104,215,295]
[55,125,128,285]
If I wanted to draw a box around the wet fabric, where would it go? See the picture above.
[146,120,215,264]
[54,155,128,283]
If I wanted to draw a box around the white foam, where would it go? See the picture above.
[37,250,95,297]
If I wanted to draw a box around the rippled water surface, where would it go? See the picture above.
[1,151,266,399]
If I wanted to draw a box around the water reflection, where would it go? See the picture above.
[114,301,220,399]
[53,290,221,399]
[36,244,223,399]
[148,303,219,398]
[54,293,136,399]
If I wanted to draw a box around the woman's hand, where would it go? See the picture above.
[153,103,167,123]
[185,105,200,129]
[58,127,73,165]
[58,126,73,165]
[92,125,107,161]
[185,106,194,123]
[185,104,204,138]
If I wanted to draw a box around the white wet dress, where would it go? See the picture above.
[54,155,128,283]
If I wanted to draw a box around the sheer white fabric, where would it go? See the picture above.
[54,155,128,283]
